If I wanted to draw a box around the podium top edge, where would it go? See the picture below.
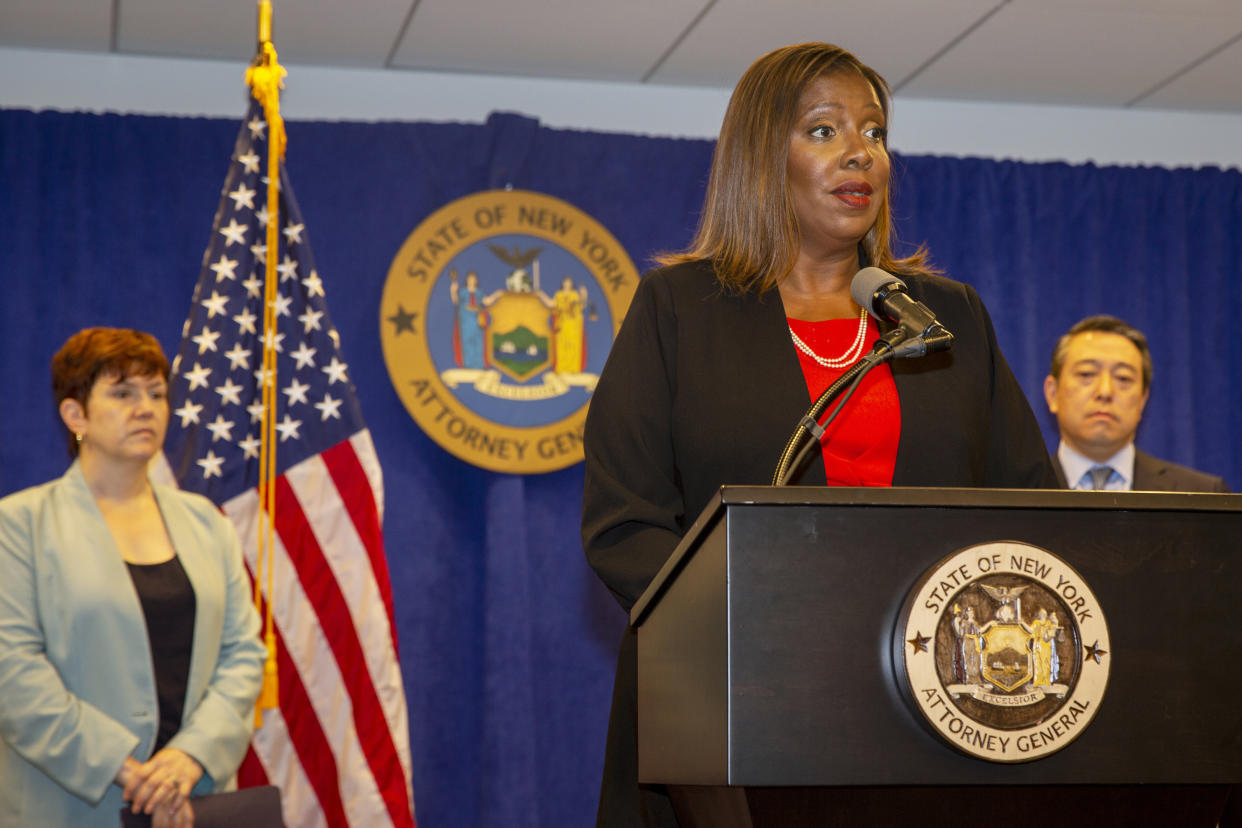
[715,485,1242,512]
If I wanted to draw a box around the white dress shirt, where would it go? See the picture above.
[1057,441,1136,491]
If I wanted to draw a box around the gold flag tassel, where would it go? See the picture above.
[244,0,287,728]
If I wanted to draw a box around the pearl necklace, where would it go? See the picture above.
[788,309,869,368]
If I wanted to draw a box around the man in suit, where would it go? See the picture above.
[1043,314,1230,492]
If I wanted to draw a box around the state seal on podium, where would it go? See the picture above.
[896,541,1110,762]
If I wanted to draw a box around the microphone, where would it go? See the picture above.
[850,267,953,357]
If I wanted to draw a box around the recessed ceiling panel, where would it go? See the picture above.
[901,2,1242,106]
[391,0,708,81]
[1137,35,1242,111]
[118,0,414,67]
[647,0,1001,89]
[0,0,111,52]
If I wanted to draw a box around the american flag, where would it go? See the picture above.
[160,98,416,828]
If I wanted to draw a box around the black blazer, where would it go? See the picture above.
[1052,448,1231,492]
[581,259,1057,827]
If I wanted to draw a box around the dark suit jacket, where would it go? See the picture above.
[581,259,1057,828]
[1053,448,1231,492]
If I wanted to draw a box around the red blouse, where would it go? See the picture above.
[787,315,900,486]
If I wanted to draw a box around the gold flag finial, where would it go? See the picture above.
[245,0,287,160]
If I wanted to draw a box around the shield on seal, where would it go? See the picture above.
[487,291,551,382]
[980,622,1034,692]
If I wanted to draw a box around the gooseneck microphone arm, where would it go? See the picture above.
[770,328,906,487]
[771,268,956,487]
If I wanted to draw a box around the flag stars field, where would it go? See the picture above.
[196,450,225,479]
[277,254,298,281]
[224,343,251,370]
[219,218,247,246]
[283,378,311,406]
[238,434,261,459]
[290,342,317,369]
[228,183,257,211]
[237,150,260,174]
[234,308,258,335]
[210,255,239,281]
[322,356,348,385]
[303,271,324,297]
[206,414,236,443]
[274,413,302,442]
[192,327,221,353]
[314,393,343,421]
[184,362,212,390]
[271,292,293,317]
[174,400,203,427]
[299,307,323,332]
[201,290,230,318]
[216,377,244,406]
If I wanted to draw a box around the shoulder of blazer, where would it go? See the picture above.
[1134,449,1229,492]
[638,259,787,323]
[0,465,93,527]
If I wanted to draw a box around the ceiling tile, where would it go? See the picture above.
[647,0,1001,89]
[117,0,414,67]
[900,2,1242,106]
[1137,35,1242,111]
[0,0,112,52]
[391,0,708,81]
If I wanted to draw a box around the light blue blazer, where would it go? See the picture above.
[0,462,265,827]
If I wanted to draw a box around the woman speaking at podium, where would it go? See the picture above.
[581,42,1056,827]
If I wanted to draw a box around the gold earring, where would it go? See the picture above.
[75,433,83,444]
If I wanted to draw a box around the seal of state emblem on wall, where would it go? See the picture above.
[380,189,638,473]
[895,541,1110,762]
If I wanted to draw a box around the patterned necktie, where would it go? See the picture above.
[1088,466,1113,490]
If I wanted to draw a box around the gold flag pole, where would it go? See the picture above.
[244,0,286,728]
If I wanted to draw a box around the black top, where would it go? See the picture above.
[126,556,197,753]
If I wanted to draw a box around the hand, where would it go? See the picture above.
[152,797,194,828]
[122,747,204,815]
[115,756,142,789]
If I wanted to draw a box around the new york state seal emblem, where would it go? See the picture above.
[380,190,637,473]
[897,541,1110,762]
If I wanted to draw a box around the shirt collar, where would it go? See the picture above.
[1057,441,1136,490]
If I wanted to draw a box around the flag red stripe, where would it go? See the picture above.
[238,747,270,788]
[250,579,349,827]
[273,477,414,828]
[321,440,399,655]
[273,617,349,826]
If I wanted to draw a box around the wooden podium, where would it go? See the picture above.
[630,487,1242,827]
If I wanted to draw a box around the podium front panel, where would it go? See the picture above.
[634,487,1242,787]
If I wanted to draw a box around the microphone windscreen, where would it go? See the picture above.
[850,267,905,314]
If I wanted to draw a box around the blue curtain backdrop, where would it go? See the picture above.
[1,106,1238,828]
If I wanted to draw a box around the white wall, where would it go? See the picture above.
[4,46,1242,170]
